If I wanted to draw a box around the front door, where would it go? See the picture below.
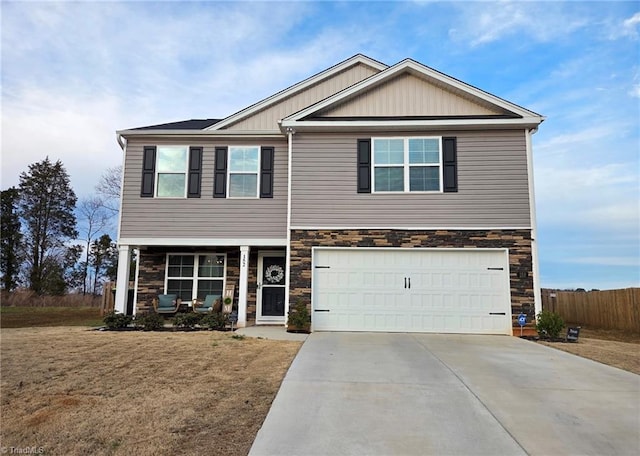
[257,252,286,323]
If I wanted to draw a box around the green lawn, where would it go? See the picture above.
[0,306,103,328]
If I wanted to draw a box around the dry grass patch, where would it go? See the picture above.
[538,327,640,375]
[0,306,103,328]
[1,327,302,455]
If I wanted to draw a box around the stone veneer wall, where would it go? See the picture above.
[136,247,262,324]
[289,229,535,324]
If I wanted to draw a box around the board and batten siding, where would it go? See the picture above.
[223,63,380,131]
[290,130,531,228]
[320,73,504,118]
[119,138,288,240]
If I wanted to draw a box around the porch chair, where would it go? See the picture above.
[153,294,180,314]
[193,294,219,314]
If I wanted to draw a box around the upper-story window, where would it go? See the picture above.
[156,146,188,197]
[228,146,260,198]
[372,137,442,192]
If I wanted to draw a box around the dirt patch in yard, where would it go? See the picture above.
[538,327,640,375]
[0,327,302,455]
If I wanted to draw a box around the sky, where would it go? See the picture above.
[1,0,639,290]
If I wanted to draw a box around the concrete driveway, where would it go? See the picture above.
[250,332,639,456]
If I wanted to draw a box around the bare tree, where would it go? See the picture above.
[95,165,122,215]
[77,196,110,294]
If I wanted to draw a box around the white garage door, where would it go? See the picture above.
[312,248,512,335]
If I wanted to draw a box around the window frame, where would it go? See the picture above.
[164,253,227,302]
[155,145,189,198]
[227,145,261,199]
[371,136,443,193]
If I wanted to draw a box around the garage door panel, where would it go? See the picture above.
[313,249,512,335]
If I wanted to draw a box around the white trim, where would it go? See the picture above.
[284,128,294,324]
[118,238,287,247]
[164,252,227,303]
[116,138,127,242]
[280,118,543,132]
[312,246,512,253]
[290,226,532,231]
[526,128,542,317]
[208,55,387,131]
[371,136,443,193]
[238,246,250,328]
[132,248,140,316]
[155,145,189,198]
[117,130,284,137]
[227,145,261,199]
[284,59,543,122]
[256,250,287,324]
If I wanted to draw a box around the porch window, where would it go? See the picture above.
[165,254,225,302]
[228,146,259,198]
[372,137,442,192]
[156,146,188,197]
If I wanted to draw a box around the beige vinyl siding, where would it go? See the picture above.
[290,130,531,228]
[224,63,380,131]
[120,138,288,239]
[320,73,504,117]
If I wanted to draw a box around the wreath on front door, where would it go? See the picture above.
[265,264,284,284]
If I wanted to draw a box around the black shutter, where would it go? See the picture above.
[141,146,156,197]
[187,147,202,198]
[442,137,458,193]
[357,139,371,193]
[213,147,228,198]
[260,147,274,198]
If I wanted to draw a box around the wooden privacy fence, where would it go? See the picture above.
[101,282,115,316]
[542,288,640,332]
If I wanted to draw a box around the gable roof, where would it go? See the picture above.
[118,55,544,142]
[208,54,387,131]
[281,58,544,131]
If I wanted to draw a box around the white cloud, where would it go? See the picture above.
[535,163,639,234]
[448,1,588,46]
[622,11,640,38]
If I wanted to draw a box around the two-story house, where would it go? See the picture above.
[114,54,544,335]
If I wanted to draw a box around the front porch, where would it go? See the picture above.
[114,244,287,328]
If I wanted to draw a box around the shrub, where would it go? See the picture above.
[172,312,202,330]
[200,312,229,330]
[103,311,132,330]
[287,299,310,332]
[536,310,565,339]
[133,312,164,331]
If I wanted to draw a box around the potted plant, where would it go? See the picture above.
[222,296,233,314]
[287,299,311,333]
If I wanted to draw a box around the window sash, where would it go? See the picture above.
[155,146,188,198]
[372,137,443,193]
[165,254,226,302]
[228,146,260,198]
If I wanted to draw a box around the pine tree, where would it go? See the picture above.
[1,187,22,291]
[17,157,78,295]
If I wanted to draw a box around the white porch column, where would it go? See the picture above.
[114,245,131,314]
[237,245,250,328]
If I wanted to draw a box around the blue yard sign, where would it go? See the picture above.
[518,314,527,326]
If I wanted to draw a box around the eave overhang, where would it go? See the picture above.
[279,117,544,133]
[117,129,283,138]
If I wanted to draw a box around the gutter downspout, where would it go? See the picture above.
[114,134,130,314]
[284,127,295,326]
[526,127,542,318]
